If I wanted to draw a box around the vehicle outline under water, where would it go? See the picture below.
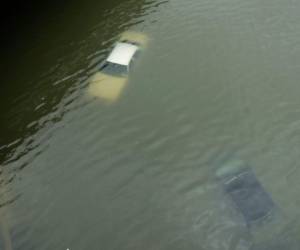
[87,31,148,102]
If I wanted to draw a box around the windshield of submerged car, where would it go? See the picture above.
[100,62,128,77]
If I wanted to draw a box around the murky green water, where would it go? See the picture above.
[1,0,300,249]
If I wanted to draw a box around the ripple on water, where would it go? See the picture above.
[2,0,300,249]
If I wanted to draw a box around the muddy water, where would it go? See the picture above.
[1,0,300,249]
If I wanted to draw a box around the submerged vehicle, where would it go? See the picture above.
[215,157,300,249]
[87,31,148,102]
[216,158,275,226]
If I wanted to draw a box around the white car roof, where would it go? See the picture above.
[106,42,139,66]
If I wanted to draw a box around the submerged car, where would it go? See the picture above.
[87,31,148,102]
[215,158,276,227]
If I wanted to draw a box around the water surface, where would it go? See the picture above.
[1,0,300,249]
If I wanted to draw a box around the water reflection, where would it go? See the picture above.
[0,0,167,249]
[1,0,300,249]
[0,0,161,164]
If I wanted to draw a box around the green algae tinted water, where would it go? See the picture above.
[1,0,300,249]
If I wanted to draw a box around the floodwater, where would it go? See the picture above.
[1,0,300,249]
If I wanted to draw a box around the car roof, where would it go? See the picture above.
[106,42,139,66]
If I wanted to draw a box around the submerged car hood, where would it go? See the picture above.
[87,72,128,102]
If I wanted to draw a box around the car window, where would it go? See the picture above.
[100,62,128,76]
[120,40,140,46]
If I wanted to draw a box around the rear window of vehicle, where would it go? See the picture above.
[100,62,128,76]
[120,39,140,46]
